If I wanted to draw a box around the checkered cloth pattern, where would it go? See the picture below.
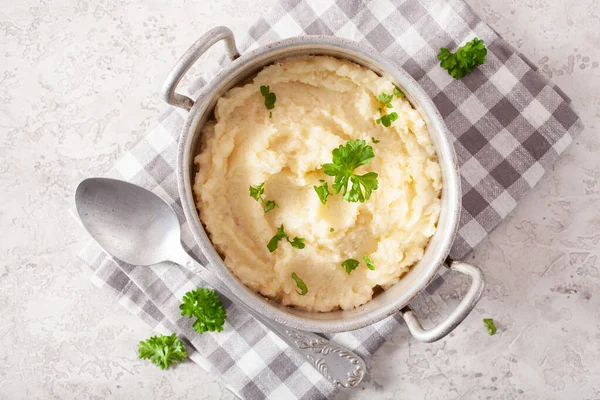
[78,0,583,399]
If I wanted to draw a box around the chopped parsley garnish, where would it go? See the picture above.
[249,182,278,213]
[377,92,393,110]
[288,236,305,249]
[180,288,227,334]
[483,318,497,335]
[260,85,276,110]
[371,137,380,144]
[363,255,376,270]
[269,111,272,118]
[342,259,360,274]
[313,181,331,204]
[376,91,399,127]
[437,38,487,79]
[263,200,277,213]
[267,224,305,252]
[330,227,334,232]
[393,87,405,98]
[291,272,308,295]
[376,112,398,127]
[249,182,263,201]
[322,139,379,203]
[138,334,187,370]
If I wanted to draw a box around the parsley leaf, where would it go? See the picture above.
[260,85,276,110]
[346,172,379,203]
[364,255,376,270]
[249,182,278,213]
[291,272,308,295]
[313,181,331,204]
[249,182,264,201]
[267,224,305,252]
[376,112,398,127]
[180,288,227,334]
[371,137,380,144]
[393,87,405,98]
[437,38,487,79]
[330,227,334,232]
[483,318,497,335]
[267,225,286,252]
[378,92,393,108]
[263,200,277,213]
[322,139,379,203]
[138,333,187,370]
[288,236,305,249]
[376,91,400,128]
[342,259,360,274]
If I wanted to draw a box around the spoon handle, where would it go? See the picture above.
[174,250,367,388]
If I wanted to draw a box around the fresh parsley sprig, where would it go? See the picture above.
[249,182,278,213]
[313,181,331,204]
[291,272,308,295]
[180,288,227,334]
[267,224,305,252]
[138,333,187,370]
[260,85,276,112]
[322,139,379,203]
[393,87,405,98]
[438,38,487,79]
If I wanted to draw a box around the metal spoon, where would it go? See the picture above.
[75,177,366,388]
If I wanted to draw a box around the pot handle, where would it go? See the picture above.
[162,26,240,111]
[400,260,485,343]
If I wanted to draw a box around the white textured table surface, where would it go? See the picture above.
[1,0,599,399]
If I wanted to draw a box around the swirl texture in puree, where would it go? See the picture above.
[194,56,441,312]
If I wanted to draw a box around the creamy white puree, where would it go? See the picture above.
[194,56,441,312]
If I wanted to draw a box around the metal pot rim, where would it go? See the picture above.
[167,27,484,337]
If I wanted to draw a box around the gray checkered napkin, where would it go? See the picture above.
[79,0,583,399]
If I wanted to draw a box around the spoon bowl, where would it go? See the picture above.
[76,178,181,266]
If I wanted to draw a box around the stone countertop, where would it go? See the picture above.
[1,0,599,399]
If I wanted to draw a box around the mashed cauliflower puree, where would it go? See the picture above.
[193,56,441,312]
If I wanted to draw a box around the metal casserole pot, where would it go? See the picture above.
[164,27,485,341]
